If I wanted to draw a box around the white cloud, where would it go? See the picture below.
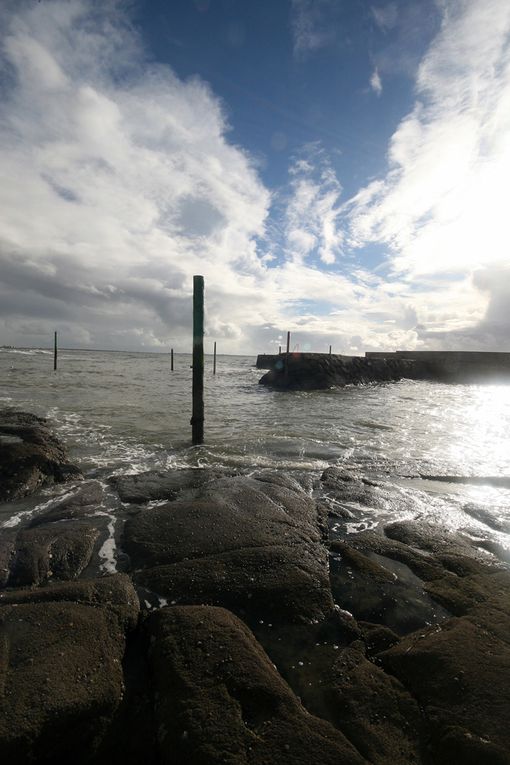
[0,0,273,351]
[371,3,399,32]
[370,67,383,95]
[284,145,344,265]
[2,0,508,356]
[347,0,510,347]
[290,0,336,57]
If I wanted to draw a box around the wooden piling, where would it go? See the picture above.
[191,275,204,445]
[171,348,174,371]
[329,345,332,356]
[213,341,217,375]
[279,345,281,355]
[53,331,57,371]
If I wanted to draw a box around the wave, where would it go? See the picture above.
[0,348,51,355]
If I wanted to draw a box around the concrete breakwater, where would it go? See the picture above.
[257,350,510,389]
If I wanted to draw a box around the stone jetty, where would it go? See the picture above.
[258,350,510,389]
[1,408,510,764]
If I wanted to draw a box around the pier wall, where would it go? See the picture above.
[365,351,510,383]
[257,350,510,389]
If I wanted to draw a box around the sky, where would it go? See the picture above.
[0,0,509,355]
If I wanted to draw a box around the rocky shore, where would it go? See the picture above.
[1,409,510,764]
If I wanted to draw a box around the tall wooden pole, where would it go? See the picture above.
[53,331,57,371]
[329,345,332,356]
[278,345,282,355]
[191,275,204,444]
[213,341,217,375]
[171,348,174,371]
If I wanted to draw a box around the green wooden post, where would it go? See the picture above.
[285,331,290,379]
[191,275,204,444]
[53,331,57,371]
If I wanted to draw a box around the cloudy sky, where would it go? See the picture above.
[1,0,509,354]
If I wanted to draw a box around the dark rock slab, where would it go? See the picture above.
[321,467,413,519]
[7,521,100,587]
[0,529,16,588]
[137,543,331,625]
[346,530,468,582]
[0,573,139,630]
[329,540,450,635]
[0,574,139,764]
[125,474,334,624]
[325,639,422,765]
[111,467,234,504]
[379,616,510,764]
[0,409,82,502]
[424,568,510,618]
[28,481,104,527]
[147,605,367,765]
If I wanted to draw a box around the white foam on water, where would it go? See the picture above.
[2,488,74,528]
[98,516,117,573]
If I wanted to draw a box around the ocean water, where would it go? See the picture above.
[1,347,510,555]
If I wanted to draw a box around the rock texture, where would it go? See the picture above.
[0,575,139,764]
[7,521,99,587]
[147,605,366,765]
[0,409,82,501]
[1,415,510,765]
[124,473,334,625]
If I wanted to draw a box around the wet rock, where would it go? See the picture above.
[0,574,139,764]
[424,568,510,618]
[330,541,397,583]
[0,529,16,587]
[28,481,104,527]
[7,521,100,587]
[384,519,475,556]
[147,605,367,765]
[111,467,235,504]
[125,474,333,624]
[379,616,510,764]
[462,501,510,533]
[358,622,400,655]
[137,543,331,626]
[0,409,82,501]
[329,540,449,635]
[0,573,140,630]
[325,639,422,765]
[346,530,455,582]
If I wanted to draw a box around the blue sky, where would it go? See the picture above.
[0,0,509,353]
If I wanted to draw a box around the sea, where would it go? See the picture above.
[1,347,510,566]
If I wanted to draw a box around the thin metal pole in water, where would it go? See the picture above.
[213,341,217,375]
[53,331,57,371]
[285,331,290,379]
[191,275,204,445]
[171,348,174,371]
